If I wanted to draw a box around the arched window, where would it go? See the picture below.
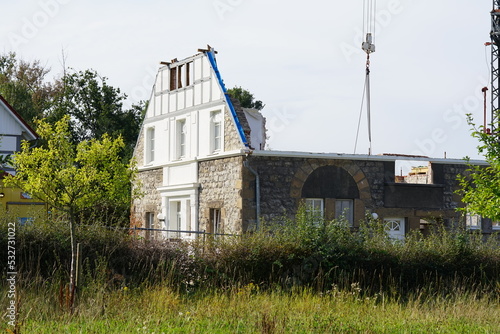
[302,166,360,225]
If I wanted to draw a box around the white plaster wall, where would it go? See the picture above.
[0,106,24,136]
[0,136,17,152]
[164,163,197,186]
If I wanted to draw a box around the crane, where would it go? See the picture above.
[490,0,500,132]
[354,0,376,155]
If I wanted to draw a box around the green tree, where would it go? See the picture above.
[0,52,62,128]
[52,69,144,160]
[458,112,500,221]
[0,53,144,161]
[227,86,264,110]
[4,115,138,308]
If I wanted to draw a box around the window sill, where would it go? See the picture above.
[208,150,221,156]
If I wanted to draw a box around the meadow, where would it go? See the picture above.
[1,211,499,333]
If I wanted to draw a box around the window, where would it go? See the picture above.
[177,119,187,159]
[169,67,177,91]
[175,201,182,238]
[493,220,500,230]
[335,199,354,226]
[305,198,324,223]
[185,62,192,86]
[465,213,481,230]
[169,62,193,90]
[18,217,34,226]
[146,127,155,163]
[209,208,221,235]
[170,65,183,90]
[186,200,191,236]
[211,111,222,152]
[168,201,182,239]
[145,212,155,240]
[384,218,405,241]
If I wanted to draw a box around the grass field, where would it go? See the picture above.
[2,213,499,333]
[6,282,499,333]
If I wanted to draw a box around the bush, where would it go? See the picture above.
[1,209,499,298]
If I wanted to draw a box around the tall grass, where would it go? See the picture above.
[7,282,500,333]
[1,209,499,332]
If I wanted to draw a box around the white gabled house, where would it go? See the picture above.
[131,47,266,239]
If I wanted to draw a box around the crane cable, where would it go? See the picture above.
[354,0,376,155]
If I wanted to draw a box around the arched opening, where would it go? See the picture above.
[301,165,361,225]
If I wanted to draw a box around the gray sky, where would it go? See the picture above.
[1,1,493,161]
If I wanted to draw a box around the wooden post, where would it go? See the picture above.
[75,243,81,289]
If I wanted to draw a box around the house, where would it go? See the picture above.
[130,47,498,240]
[0,94,46,223]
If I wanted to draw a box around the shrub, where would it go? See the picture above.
[1,210,499,298]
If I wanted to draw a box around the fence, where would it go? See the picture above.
[129,226,239,242]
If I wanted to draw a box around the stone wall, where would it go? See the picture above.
[242,156,389,226]
[130,168,163,229]
[130,125,163,229]
[198,156,245,234]
[431,163,468,210]
[132,125,145,167]
[224,98,251,151]
[240,156,473,231]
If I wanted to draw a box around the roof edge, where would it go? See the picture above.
[0,93,39,139]
[250,150,487,165]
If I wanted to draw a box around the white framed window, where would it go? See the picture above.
[176,201,182,237]
[335,199,354,226]
[211,111,222,153]
[465,212,481,230]
[168,200,182,239]
[384,218,405,241]
[176,119,187,159]
[492,220,500,230]
[145,212,155,240]
[209,208,221,235]
[145,127,155,164]
[305,198,324,223]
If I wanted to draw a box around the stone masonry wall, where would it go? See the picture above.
[242,156,387,226]
[130,124,162,229]
[130,168,163,229]
[224,108,242,151]
[224,97,251,151]
[240,156,473,233]
[434,163,469,210]
[198,156,245,234]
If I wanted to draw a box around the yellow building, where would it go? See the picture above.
[0,94,47,224]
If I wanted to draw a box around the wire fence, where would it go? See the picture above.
[128,226,239,242]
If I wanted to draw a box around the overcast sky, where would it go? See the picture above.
[0,1,493,161]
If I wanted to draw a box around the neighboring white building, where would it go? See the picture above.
[0,94,38,174]
[0,94,45,222]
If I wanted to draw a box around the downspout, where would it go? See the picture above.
[243,160,260,231]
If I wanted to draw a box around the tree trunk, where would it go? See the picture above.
[69,212,77,312]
